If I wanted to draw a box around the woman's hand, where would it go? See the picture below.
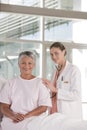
[0,103,25,123]
[42,79,57,93]
[12,113,25,123]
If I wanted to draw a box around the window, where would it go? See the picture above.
[0,0,87,120]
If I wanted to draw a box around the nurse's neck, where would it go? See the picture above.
[57,60,66,73]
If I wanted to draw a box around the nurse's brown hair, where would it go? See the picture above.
[50,42,67,56]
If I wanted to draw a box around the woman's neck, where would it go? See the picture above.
[20,74,35,80]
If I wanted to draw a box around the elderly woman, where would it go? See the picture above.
[0,51,51,130]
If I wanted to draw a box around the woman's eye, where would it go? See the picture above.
[28,62,32,65]
[22,62,25,64]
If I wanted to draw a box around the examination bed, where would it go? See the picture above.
[27,113,87,130]
[0,113,87,130]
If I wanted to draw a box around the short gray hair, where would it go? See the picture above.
[18,51,35,63]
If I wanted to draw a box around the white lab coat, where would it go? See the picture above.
[52,61,82,119]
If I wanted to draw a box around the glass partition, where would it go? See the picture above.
[45,17,72,41]
[72,48,87,120]
[0,0,40,7]
[0,13,87,44]
[45,0,74,10]
[45,0,87,12]
[73,20,87,44]
[72,49,87,102]
[44,17,87,44]
[0,13,41,41]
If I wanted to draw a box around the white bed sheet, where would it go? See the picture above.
[0,113,87,130]
[0,125,2,130]
[27,113,87,130]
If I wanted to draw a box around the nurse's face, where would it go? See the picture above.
[19,56,35,75]
[50,47,65,64]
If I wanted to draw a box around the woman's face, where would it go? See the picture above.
[50,47,65,64]
[19,56,35,75]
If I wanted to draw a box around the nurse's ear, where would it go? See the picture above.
[63,49,67,56]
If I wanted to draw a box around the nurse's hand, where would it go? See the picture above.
[42,79,57,93]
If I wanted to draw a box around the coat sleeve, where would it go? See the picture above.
[58,65,82,101]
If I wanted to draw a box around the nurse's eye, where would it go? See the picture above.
[55,52,59,56]
[50,53,53,57]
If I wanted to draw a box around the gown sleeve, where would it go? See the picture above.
[0,80,12,104]
[38,80,52,107]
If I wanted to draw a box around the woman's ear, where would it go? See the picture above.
[33,62,36,68]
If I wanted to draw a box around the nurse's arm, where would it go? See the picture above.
[42,79,57,93]
[58,88,81,101]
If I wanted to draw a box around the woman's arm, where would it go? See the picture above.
[1,103,47,121]
[0,103,25,122]
[25,106,47,118]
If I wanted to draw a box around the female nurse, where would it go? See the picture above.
[43,42,82,119]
